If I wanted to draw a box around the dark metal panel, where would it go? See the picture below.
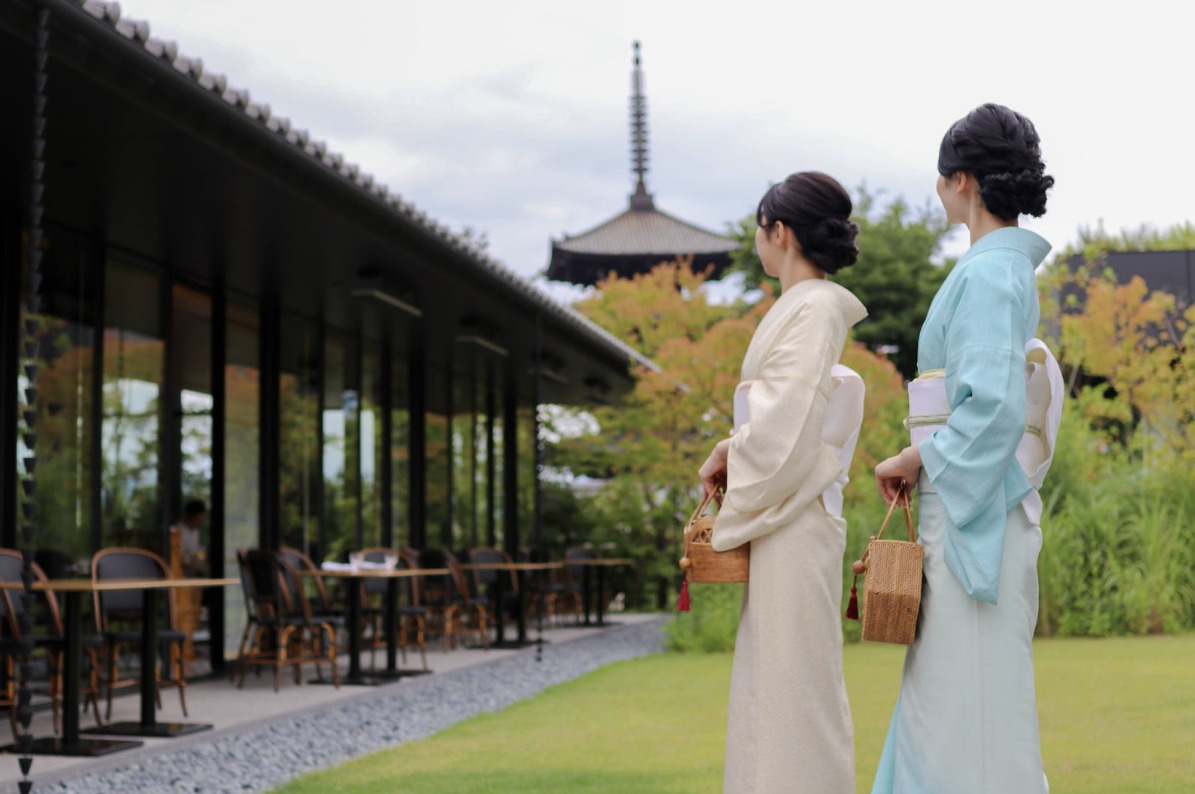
[0,213,17,548]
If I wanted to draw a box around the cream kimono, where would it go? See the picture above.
[713,278,867,794]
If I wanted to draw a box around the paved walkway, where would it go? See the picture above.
[0,613,667,794]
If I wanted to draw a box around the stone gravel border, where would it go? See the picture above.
[33,618,668,794]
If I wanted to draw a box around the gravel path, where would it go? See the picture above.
[34,618,667,794]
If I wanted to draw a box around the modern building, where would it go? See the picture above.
[1,0,651,667]
[546,43,737,287]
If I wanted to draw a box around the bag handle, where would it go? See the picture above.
[873,482,915,544]
[846,482,914,621]
[682,487,721,560]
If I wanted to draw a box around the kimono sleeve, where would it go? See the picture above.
[711,301,845,551]
[918,256,1034,602]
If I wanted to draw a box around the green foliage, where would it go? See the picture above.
[726,186,954,379]
[663,583,743,652]
[1063,219,1195,260]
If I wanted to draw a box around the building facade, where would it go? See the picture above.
[1,0,648,665]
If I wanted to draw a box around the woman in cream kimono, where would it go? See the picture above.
[699,172,867,794]
[872,104,1060,794]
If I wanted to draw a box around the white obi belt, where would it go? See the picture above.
[733,364,865,519]
[905,339,1064,524]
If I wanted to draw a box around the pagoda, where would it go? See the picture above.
[546,42,737,286]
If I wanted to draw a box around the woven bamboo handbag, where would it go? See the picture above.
[846,484,923,645]
[677,488,749,609]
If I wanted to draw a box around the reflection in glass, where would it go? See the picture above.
[19,230,95,564]
[279,314,319,557]
[174,286,213,525]
[361,344,383,549]
[390,356,410,548]
[224,301,259,654]
[323,332,359,562]
[101,261,164,551]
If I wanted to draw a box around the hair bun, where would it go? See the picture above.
[979,169,1054,219]
[804,216,860,273]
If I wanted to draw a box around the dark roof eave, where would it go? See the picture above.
[36,0,656,377]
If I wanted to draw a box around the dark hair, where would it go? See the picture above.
[183,499,206,517]
[938,103,1054,221]
[755,171,859,274]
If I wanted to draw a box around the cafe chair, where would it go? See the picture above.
[467,547,520,628]
[560,547,598,625]
[278,547,343,626]
[418,549,488,652]
[235,549,339,691]
[0,551,105,735]
[357,548,428,672]
[91,547,189,721]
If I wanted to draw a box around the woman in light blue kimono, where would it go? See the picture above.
[871,103,1057,794]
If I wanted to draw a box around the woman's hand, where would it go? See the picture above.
[875,445,923,504]
[699,438,731,498]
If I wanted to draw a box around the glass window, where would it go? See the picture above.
[100,260,164,551]
[279,314,320,557]
[173,284,214,567]
[19,229,96,564]
[390,355,410,548]
[322,332,360,562]
[224,299,259,653]
[424,365,451,550]
[361,344,383,549]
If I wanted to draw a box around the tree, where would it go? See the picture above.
[554,258,909,609]
[727,186,953,380]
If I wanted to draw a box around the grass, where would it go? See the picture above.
[273,634,1195,794]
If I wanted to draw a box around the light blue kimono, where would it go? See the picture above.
[917,226,1049,603]
[872,227,1052,794]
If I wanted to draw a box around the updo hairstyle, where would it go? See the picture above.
[938,103,1054,220]
[755,171,859,274]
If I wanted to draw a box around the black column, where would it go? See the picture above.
[258,294,280,549]
[407,326,426,550]
[209,287,227,671]
[0,214,18,549]
[502,354,519,558]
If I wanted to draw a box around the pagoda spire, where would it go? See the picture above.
[629,41,654,210]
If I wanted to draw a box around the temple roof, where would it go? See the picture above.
[547,203,736,284]
[546,42,735,286]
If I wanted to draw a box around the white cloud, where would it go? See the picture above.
[116,0,1194,279]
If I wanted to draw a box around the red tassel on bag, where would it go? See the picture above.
[676,579,691,612]
[845,576,859,621]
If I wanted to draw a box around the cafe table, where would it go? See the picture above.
[2,576,237,756]
[302,567,448,686]
[459,562,562,648]
[565,558,633,626]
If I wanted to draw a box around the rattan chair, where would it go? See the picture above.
[91,547,188,720]
[0,550,104,734]
[236,549,339,691]
[419,549,488,652]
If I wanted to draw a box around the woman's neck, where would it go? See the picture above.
[967,204,1018,245]
[778,253,826,292]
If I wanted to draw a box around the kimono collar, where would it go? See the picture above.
[779,278,868,329]
[958,227,1052,269]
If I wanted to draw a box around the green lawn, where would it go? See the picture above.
[274,634,1195,794]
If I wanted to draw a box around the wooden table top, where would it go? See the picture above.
[460,561,563,572]
[301,567,450,579]
[1,577,239,592]
[566,558,634,566]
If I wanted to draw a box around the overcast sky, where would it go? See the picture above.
[119,0,1192,293]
